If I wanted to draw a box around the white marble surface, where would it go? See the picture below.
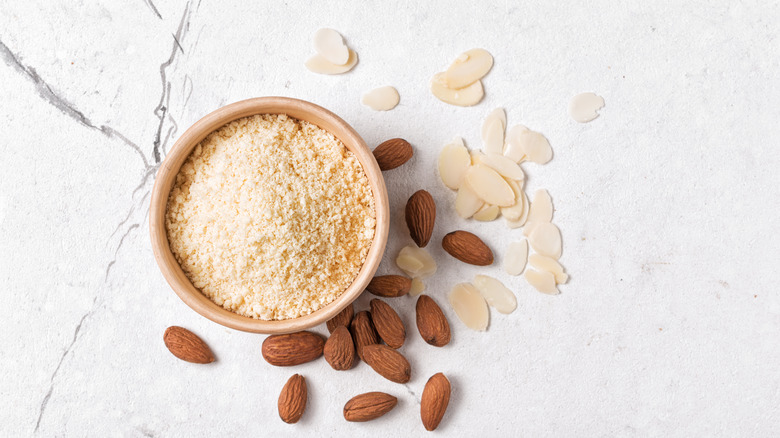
[2,1,779,436]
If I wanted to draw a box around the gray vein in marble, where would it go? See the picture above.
[105,223,140,281]
[0,39,149,169]
[142,0,163,19]
[404,383,421,405]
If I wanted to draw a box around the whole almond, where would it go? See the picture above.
[441,230,494,266]
[362,344,411,384]
[369,299,406,349]
[163,326,215,364]
[350,311,379,361]
[405,190,436,248]
[373,138,413,171]
[344,392,398,422]
[415,295,451,347]
[323,326,355,370]
[326,303,354,333]
[262,331,324,366]
[366,275,411,298]
[421,372,451,431]
[278,374,307,424]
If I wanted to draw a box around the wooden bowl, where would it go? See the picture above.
[149,97,389,334]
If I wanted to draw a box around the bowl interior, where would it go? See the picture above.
[149,97,389,334]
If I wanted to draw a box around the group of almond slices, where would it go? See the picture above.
[437,107,569,324]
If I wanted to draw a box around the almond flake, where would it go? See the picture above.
[515,129,552,164]
[473,275,517,314]
[525,269,559,295]
[430,73,484,107]
[481,108,505,155]
[470,151,485,166]
[504,125,529,163]
[442,48,494,89]
[504,240,528,276]
[410,278,426,296]
[438,141,471,190]
[527,222,562,259]
[569,92,605,123]
[527,189,553,223]
[361,86,400,111]
[396,245,437,278]
[449,283,489,331]
[454,181,484,218]
[473,204,499,222]
[305,49,358,75]
[501,179,526,222]
[481,108,506,140]
[528,254,568,284]
[465,164,515,207]
[313,28,349,65]
[482,153,525,181]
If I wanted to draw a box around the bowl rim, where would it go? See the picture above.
[149,96,389,334]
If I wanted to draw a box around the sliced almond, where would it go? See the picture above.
[504,240,528,276]
[569,92,605,123]
[528,222,562,259]
[522,220,540,237]
[504,125,529,163]
[527,189,553,223]
[482,119,504,155]
[473,204,499,222]
[516,129,552,164]
[448,283,489,331]
[305,49,358,75]
[410,278,425,296]
[361,86,400,111]
[465,164,515,207]
[442,48,494,89]
[473,275,517,314]
[525,269,559,295]
[396,245,437,278]
[438,141,471,190]
[313,28,349,65]
[454,181,484,218]
[482,153,525,181]
[430,73,484,107]
[501,179,526,222]
[470,150,485,166]
[528,254,568,284]
[481,108,506,141]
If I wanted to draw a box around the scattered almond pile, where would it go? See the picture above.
[430,48,493,107]
[305,28,358,75]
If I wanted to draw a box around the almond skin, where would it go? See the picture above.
[370,299,406,349]
[278,374,307,424]
[350,311,379,361]
[362,344,411,384]
[323,326,355,370]
[344,392,398,422]
[415,295,451,347]
[441,230,494,266]
[163,326,215,364]
[326,303,354,333]
[373,138,413,171]
[262,331,324,366]
[366,275,412,298]
[421,373,451,431]
[405,190,436,248]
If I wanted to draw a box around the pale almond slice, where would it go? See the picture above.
[438,141,471,190]
[504,125,529,163]
[473,274,517,314]
[470,150,485,166]
[527,189,553,223]
[410,278,426,296]
[361,86,400,111]
[397,245,437,278]
[504,240,528,276]
[396,253,424,276]
[482,119,504,155]
[473,204,499,222]
[313,28,349,65]
[500,179,525,221]
[481,108,506,141]
[305,49,358,75]
[522,220,540,237]
[482,153,525,181]
[449,283,489,331]
[528,254,568,284]
[442,48,494,89]
[516,129,552,164]
[454,181,484,218]
[569,92,605,123]
[465,164,514,207]
[525,269,559,295]
[430,73,484,107]
[528,222,562,259]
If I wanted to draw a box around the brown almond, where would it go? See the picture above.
[343,392,398,422]
[421,372,451,431]
[323,326,355,370]
[350,311,379,361]
[441,230,494,265]
[278,374,307,424]
[262,331,324,366]
[362,344,411,384]
[163,326,215,364]
[415,295,451,347]
[326,302,354,333]
[373,138,413,171]
[405,190,436,248]
[369,299,406,349]
[366,275,411,298]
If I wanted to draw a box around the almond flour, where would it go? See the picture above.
[165,114,376,320]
